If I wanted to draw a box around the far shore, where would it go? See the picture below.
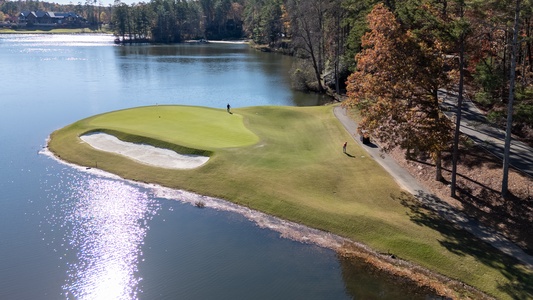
[0,29,249,43]
[0,28,111,34]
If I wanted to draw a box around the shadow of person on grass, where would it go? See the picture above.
[344,152,355,158]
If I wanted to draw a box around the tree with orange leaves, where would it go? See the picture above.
[344,3,453,181]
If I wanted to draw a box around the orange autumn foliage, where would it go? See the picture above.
[344,3,453,175]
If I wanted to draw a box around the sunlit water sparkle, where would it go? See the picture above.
[43,165,160,300]
[8,34,116,48]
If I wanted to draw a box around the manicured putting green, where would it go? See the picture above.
[85,105,259,149]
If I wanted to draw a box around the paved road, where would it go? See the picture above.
[333,105,533,270]
[439,90,533,178]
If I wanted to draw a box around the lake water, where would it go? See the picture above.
[0,34,431,299]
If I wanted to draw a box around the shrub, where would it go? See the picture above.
[487,110,505,127]
[474,91,495,107]
[473,60,504,101]
[290,58,318,92]
[515,103,533,125]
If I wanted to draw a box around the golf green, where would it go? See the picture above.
[83,105,259,149]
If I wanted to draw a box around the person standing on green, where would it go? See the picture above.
[227,103,231,113]
[343,142,347,153]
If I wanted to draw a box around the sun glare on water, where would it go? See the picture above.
[57,177,159,300]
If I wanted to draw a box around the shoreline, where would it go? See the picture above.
[39,143,491,299]
[0,29,111,34]
[0,30,249,45]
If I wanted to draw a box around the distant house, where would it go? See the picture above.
[18,10,85,27]
[18,11,34,24]
[53,12,80,25]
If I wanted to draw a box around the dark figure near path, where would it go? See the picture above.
[227,103,231,113]
[343,142,347,153]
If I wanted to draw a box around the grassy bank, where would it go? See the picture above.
[48,104,532,299]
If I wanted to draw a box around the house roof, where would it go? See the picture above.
[18,11,81,20]
[54,12,78,18]
[35,10,47,18]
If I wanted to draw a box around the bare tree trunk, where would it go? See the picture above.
[317,4,324,77]
[435,150,443,181]
[433,89,443,182]
[288,0,326,93]
[502,0,521,198]
[528,17,533,73]
[333,4,342,95]
[451,4,466,198]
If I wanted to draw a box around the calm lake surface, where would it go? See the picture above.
[0,34,431,299]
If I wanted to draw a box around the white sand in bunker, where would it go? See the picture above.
[80,132,209,169]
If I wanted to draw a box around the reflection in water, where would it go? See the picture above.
[339,254,432,300]
[55,176,159,299]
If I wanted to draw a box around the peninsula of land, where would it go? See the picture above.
[47,104,532,300]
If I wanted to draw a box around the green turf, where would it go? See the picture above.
[48,104,532,299]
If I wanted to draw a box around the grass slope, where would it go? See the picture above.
[48,104,532,299]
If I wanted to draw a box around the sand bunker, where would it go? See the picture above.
[80,132,209,169]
